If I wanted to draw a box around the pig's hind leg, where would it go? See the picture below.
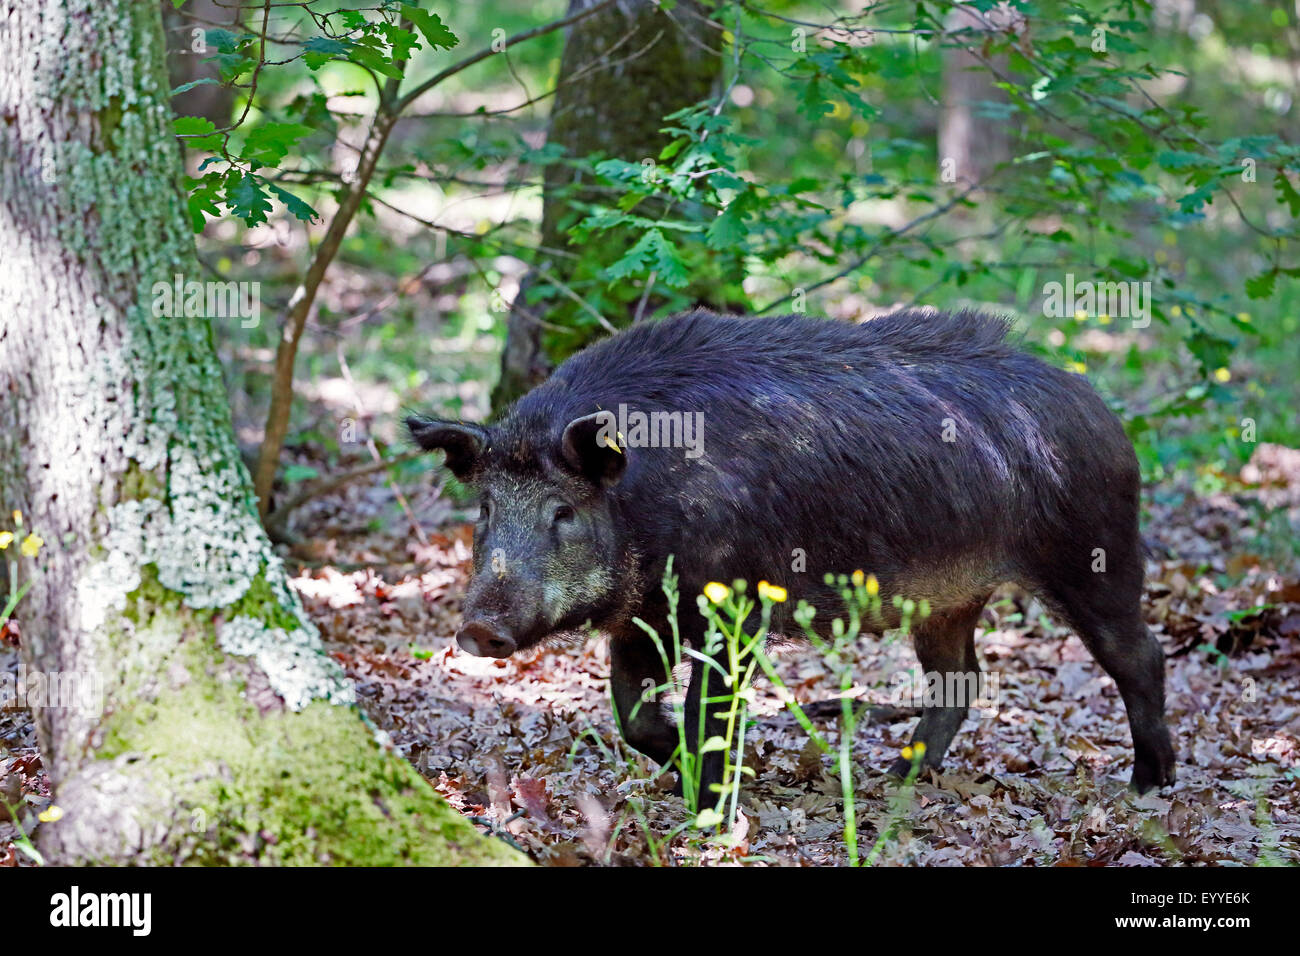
[888,598,989,779]
[1028,544,1177,793]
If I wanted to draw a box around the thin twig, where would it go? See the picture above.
[264,450,425,543]
[334,341,427,546]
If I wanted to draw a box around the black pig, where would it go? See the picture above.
[407,308,1176,795]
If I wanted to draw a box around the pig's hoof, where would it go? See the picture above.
[1130,760,1176,795]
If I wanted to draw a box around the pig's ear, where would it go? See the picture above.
[405,415,487,480]
[561,411,627,487]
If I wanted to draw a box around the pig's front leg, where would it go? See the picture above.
[609,633,678,767]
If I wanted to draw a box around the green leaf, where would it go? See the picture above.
[173,115,221,151]
[607,229,689,287]
[647,230,689,286]
[659,138,687,161]
[347,42,405,79]
[241,122,314,169]
[171,77,220,96]
[1156,150,1210,171]
[267,182,321,224]
[799,77,834,118]
[706,204,747,251]
[1184,329,1233,373]
[378,23,421,62]
[1274,171,1300,218]
[205,51,255,82]
[173,115,216,137]
[1107,256,1149,280]
[706,190,754,250]
[1244,269,1276,300]
[1176,183,1215,214]
[225,171,272,226]
[184,176,223,233]
[303,36,348,71]
[693,808,724,829]
[400,5,459,50]
[15,841,45,866]
[204,28,246,54]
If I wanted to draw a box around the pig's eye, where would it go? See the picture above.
[552,504,576,524]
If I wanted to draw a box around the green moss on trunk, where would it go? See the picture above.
[93,584,526,866]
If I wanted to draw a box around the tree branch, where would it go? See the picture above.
[264,449,425,544]
[252,0,622,517]
[393,0,619,115]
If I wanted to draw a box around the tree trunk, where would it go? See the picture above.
[938,4,1013,186]
[161,0,236,128]
[0,0,523,866]
[492,0,724,410]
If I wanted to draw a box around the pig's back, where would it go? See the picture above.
[521,309,1136,591]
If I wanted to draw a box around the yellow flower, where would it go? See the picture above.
[851,570,864,586]
[1214,367,1231,383]
[0,532,12,550]
[757,580,788,603]
[865,574,879,597]
[900,746,914,761]
[11,510,21,527]
[703,582,731,604]
[913,741,926,756]
[1073,309,1087,322]
[20,533,43,558]
[39,805,63,823]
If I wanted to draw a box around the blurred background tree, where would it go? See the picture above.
[493,0,733,407]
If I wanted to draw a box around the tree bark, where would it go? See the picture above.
[0,0,523,866]
[492,0,724,410]
[938,4,1013,186]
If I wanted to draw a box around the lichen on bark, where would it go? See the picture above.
[0,0,526,864]
[43,0,348,711]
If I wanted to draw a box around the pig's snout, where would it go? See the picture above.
[456,620,517,658]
